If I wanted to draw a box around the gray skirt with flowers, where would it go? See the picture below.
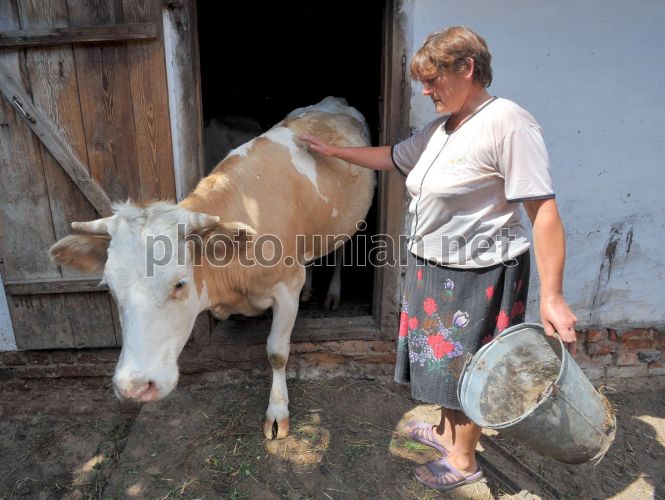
[394,251,530,410]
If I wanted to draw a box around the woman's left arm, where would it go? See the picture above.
[523,198,578,354]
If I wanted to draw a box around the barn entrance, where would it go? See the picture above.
[0,0,407,352]
[197,1,385,319]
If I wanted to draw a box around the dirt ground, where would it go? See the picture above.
[1,375,663,500]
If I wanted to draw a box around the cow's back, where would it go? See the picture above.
[185,98,375,262]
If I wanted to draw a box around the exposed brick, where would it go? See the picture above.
[574,330,586,343]
[0,366,17,380]
[10,365,61,378]
[585,329,607,343]
[76,350,119,364]
[648,361,665,376]
[586,341,618,356]
[576,354,609,369]
[302,352,347,366]
[653,328,665,339]
[581,365,605,381]
[292,342,318,353]
[592,354,614,366]
[606,364,648,378]
[622,339,655,350]
[353,354,395,364]
[637,350,662,364]
[572,351,590,363]
[619,328,653,341]
[0,352,26,366]
[22,352,53,365]
[58,364,114,378]
[654,339,665,349]
[51,351,77,364]
[614,351,640,366]
[607,329,618,341]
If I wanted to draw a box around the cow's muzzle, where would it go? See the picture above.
[114,379,160,402]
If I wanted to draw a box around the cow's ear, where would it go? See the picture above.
[49,234,110,273]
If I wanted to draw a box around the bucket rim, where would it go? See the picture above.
[458,322,567,429]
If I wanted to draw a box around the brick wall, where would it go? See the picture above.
[574,327,665,381]
[0,340,397,386]
[2,329,664,389]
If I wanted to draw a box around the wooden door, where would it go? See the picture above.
[0,0,204,349]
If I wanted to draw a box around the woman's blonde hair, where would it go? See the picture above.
[410,26,492,87]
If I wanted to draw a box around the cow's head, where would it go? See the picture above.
[49,202,255,402]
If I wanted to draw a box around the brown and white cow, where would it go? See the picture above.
[49,97,375,439]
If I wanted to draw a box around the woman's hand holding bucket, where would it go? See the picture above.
[541,294,578,355]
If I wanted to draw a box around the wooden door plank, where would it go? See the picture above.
[18,0,100,248]
[162,0,204,200]
[110,294,122,345]
[67,0,142,202]
[0,97,62,281]
[0,6,61,281]
[122,0,176,200]
[0,23,157,48]
[18,0,119,348]
[4,277,108,295]
[0,65,114,217]
[0,2,75,350]
[9,294,75,349]
[65,292,117,347]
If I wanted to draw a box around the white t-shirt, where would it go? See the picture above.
[391,97,554,269]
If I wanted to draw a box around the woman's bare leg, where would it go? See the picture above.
[434,406,456,450]
[415,408,481,483]
[446,409,481,474]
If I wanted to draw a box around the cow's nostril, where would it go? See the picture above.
[138,381,160,402]
[115,380,150,401]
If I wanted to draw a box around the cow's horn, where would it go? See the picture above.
[188,212,220,232]
[71,216,116,235]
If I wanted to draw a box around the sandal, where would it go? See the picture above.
[413,456,483,492]
[402,420,449,455]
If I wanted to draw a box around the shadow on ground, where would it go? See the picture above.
[1,377,663,499]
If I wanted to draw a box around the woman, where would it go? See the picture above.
[300,26,577,491]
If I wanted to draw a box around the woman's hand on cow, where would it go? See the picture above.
[540,294,578,355]
[299,135,338,157]
[299,136,395,171]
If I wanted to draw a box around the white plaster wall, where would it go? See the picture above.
[0,276,17,351]
[402,0,665,328]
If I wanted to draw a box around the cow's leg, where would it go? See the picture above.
[263,273,304,440]
[300,265,313,302]
[324,246,344,311]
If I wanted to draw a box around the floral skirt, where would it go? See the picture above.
[394,251,530,410]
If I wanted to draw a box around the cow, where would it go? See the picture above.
[49,97,375,439]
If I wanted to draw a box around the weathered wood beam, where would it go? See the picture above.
[0,23,157,49]
[0,64,113,216]
[4,277,107,296]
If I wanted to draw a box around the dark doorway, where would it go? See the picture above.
[197,1,384,316]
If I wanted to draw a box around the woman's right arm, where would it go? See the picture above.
[299,135,395,171]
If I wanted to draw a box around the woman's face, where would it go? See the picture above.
[421,66,473,116]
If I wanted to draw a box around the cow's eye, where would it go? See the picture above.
[174,280,186,290]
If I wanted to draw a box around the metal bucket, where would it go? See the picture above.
[458,323,616,464]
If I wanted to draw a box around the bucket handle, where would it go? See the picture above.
[459,352,475,385]
[553,384,616,462]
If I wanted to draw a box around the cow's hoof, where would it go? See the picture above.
[324,294,340,311]
[300,288,313,302]
[263,417,290,440]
